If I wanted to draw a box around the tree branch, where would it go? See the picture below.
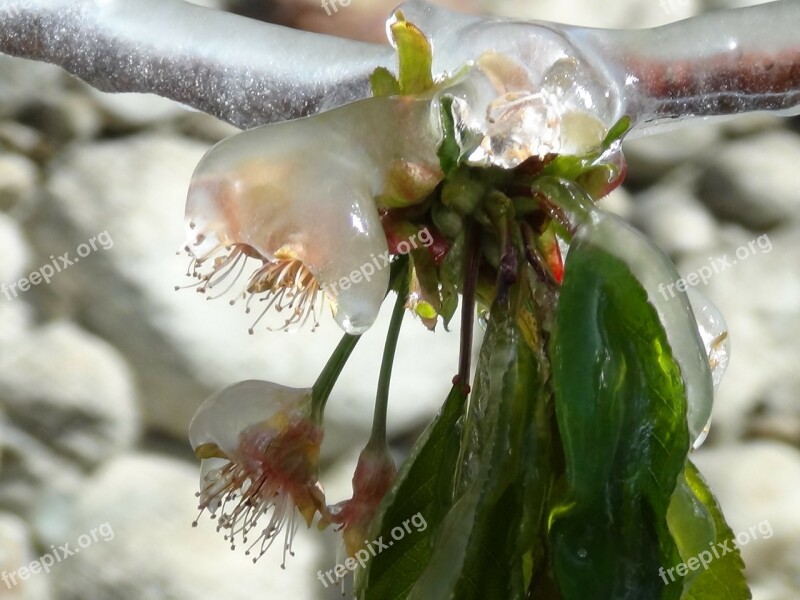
[1,0,798,135]
[0,0,393,129]
[573,0,800,133]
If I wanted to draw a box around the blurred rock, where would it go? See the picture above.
[624,124,722,184]
[0,57,65,120]
[0,213,31,284]
[0,122,49,163]
[598,186,634,221]
[36,133,458,452]
[750,580,800,600]
[0,512,53,599]
[0,415,84,529]
[697,130,800,230]
[720,113,785,138]
[693,442,800,590]
[0,301,33,351]
[0,322,140,525]
[631,177,719,257]
[745,363,800,446]
[16,92,102,145]
[49,454,321,600]
[677,225,800,442]
[86,89,188,129]
[173,111,242,144]
[0,321,140,467]
[0,154,37,212]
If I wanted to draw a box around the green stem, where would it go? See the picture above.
[311,332,360,422]
[308,255,410,424]
[370,280,407,446]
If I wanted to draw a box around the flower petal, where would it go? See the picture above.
[189,380,311,457]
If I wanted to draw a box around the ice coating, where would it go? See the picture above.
[394,7,621,166]
[571,1,800,135]
[462,54,611,167]
[186,54,611,333]
[686,288,730,391]
[185,94,447,334]
[686,288,730,449]
[0,0,392,129]
[2,0,798,131]
[398,1,800,137]
[189,380,310,458]
[577,210,714,444]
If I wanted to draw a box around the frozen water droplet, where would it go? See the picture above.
[686,288,729,449]
[692,418,712,450]
[687,288,730,391]
[468,90,563,168]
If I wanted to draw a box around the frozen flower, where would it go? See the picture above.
[325,442,397,557]
[183,110,395,335]
[189,380,326,566]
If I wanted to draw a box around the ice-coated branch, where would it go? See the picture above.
[0,0,393,129]
[1,0,798,134]
[571,0,800,133]
[399,0,800,134]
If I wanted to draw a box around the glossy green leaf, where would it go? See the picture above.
[390,12,434,95]
[404,278,556,600]
[406,304,520,599]
[357,384,467,600]
[437,96,462,176]
[549,225,690,600]
[676,461,751,600]
[602,115,632,147]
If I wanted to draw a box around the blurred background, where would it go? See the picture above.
[0,0,798,598]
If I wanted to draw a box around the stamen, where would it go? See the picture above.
[180,243,326,333]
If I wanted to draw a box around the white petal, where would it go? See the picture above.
[189,380,310,456]
[185,97,443,334]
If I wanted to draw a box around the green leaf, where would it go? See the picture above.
[666,461,717,593]
[406,303,521,600]
[549,220,691,600]
[357,384,468,600]
[370,66,402,97]
[406,279,556,600]
[437,232,464,330]
[674,461,751,600]
[454,298,556,600]
[437,96,462,176]
[602,115,632,147]
[390,12,434,95]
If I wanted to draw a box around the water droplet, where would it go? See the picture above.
[687,288,730,391]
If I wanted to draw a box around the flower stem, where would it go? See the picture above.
[370,277,408,447]
[311,332,360,422]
